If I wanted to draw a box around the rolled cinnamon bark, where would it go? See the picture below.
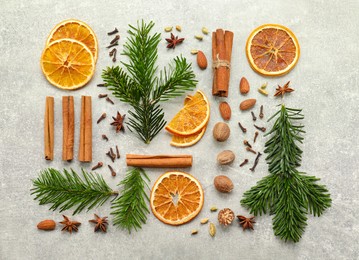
[44,96,54,160]
[78,96,92,162]
[212,29,234,97]
[62,96,74,161]
[126,154,193,168]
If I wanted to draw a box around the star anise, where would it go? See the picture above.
[237,215,255,231]
[165,33,184,49]
[274,81,294,97]
[89,214,108,232]
[111,111,126,132]
[59,215,81,234]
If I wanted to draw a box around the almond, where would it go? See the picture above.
[219,102,231,120]
[239,99,256,111]
[197,51,207,70]
[37,219,56,231]
[239,77,250,94]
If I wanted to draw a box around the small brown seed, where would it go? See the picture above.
[214,175,233,193]
[213,122,230,142]
[217,150,235,165]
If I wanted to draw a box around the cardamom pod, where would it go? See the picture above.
[164,26,173,32]
[202,27,209,35]
[195,35,203,41]
[210,206,218,212]
[191,49,199,55]
[191,229,198,235]
[260,82,268,89]
[176,25,182,32]
[200,218,209,224]
[258,88,268,96]
[209,223,216,237]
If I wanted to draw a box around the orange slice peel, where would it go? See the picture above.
[150,171,204,226]
[246,24,300,76]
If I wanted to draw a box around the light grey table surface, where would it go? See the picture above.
[1,0,358,259]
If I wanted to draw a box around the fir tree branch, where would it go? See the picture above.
[111,168,150,233]
[31,168,116,215]
[241,105,331,243]
[102,20,197,143]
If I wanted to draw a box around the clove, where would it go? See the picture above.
[250,152,262,172]
[97,83,107,87]
[106,97,114,105]
[91,162,103,171]
[239,159,249,167]
[259,105,264,119]
[238,122,247,133]
[116,145,120,159]
[102,134,109,141]
[98,94,108,98]
[109,48,116,57]
[106,151,115,163]
[110,35,120,44]
[112,49,117,62]
[110,148,116,159]
[246,147,256,154]
[251,111,257,121]
[107,28,118,35]
[108,165,116,177]
[243,140,252,148]
[97,113,106,124]
[254,124,266,132]
[106,42,119,49]
[253,131,259,143]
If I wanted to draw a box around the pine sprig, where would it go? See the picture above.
[241,105,331,242]
[111,168,150,233]
[102,20,197,143]
[31,168,116,215]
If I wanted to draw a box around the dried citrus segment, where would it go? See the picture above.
[246,24,300,76]
[46,19,98,62]
[165,90,210,136]
[170,126,206,147]
[41,39,95,90]
[150,171,204,225]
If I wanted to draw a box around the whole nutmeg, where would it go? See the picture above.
[214,175,233,193]
[217,150,235,165]
[37,219,56,231]
[213,122,230,142]
[218,208,235,226]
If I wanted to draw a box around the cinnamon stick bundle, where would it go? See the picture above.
[78,96,92,162]
[212,29,234,97]
[62,96,74,161]
[44,96,54,160]
[126,154,193,168]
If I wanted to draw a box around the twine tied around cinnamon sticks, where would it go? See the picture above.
[212,54,231,70]
[212,29,234,97]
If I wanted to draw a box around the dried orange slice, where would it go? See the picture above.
[46,19,98,62]
[246,24,300,76]
[40,39,95,90]
[165,90,210,136]
[150,171,204,225]
[170,126,207,147]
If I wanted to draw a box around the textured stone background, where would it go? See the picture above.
[0,0,358,259]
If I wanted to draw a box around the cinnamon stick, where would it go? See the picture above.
[62,96,74,161]
[212,29,234,97]
[78,96,92,162]
[44,96,54,160]
[126,154,193,168]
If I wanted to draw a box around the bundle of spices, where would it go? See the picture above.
[212,29,234,97]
